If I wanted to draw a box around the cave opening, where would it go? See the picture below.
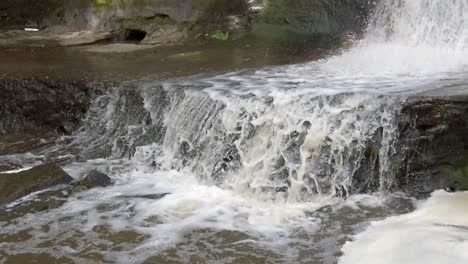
[124,29,147,42]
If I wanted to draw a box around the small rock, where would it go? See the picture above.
[71,170,112,193]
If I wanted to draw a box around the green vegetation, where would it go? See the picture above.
[211,32,229,41]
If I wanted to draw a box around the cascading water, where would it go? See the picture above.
[367,0,468,47]
[324,0,468,75]
[1,1,467,263]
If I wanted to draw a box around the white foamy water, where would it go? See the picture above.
[326,0,468,76]
[340,191,468,264]
[199,0,468,96]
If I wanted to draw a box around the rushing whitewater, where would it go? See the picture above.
[323,0,468,75]
[1,0,467,263]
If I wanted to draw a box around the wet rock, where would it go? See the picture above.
[0,189,69,221]
[141,25,188,45]
[211,146,241,183]
[71,170,112,193]
[352,127,383,194]
[0,130,57,156]
[394,97,468,195]
[243,123,256,139]
[120,193,169,200]
[282,130,306,164]
[0,163,18,172]
[0,164,72,206]
[254,0,370,44]
[0,77,110,144]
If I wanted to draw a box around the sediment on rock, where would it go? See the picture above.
[0,169,113,220]
[0,163,73,206]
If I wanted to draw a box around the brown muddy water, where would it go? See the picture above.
[0,40,327,81]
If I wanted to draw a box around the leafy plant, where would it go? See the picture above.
[211,32,229,41]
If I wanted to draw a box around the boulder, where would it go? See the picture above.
[70,170,112,193]
[0,164,73,206]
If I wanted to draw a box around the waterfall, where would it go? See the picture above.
[3,2,467,264]
[46,1,468,200]
[32,1,467,203]
[366,0,468,48]
[323,0,468,75]
[56,81,401,200]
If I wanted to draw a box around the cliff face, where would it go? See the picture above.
[62,0,249,28]
[259,0,369,36]
[0,0,371,45]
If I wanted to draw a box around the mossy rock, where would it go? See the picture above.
[70,170,112,194]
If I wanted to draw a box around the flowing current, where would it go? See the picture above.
[1,1,468,263]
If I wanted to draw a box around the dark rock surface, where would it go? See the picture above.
[0,169,114,222]
[0,0,64,29]
[0,163,73,206]
[0,77,110,136]
[350,96,468,196]
[120,193,169,200]
[71,170,112,193]
[395,97,468,195]
[258,0,370,37]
